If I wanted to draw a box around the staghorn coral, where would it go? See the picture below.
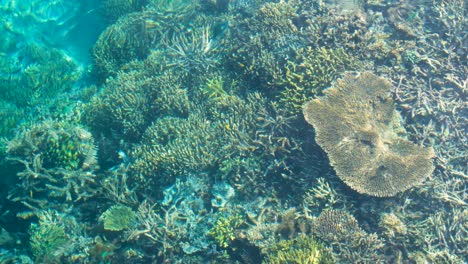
[379,212,407,238]
[92,0,198,79]
[30,218,68,263]
[302,175,351,216]
[130,89,303,196]
[6,120,98,213]
[85,68,191,142]
[0,100,24,139]
[28,210,98,263]
[0,43,80,107]
[162,23,225,76]
[303,72,435,197]
[125,176,214,259]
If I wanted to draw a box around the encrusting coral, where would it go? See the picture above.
[303,72,435,197]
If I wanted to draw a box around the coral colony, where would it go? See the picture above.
[0,0,466,263]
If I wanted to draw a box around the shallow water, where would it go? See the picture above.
[0,0,466,263]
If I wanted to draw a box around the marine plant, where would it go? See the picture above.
[303,72,435,197]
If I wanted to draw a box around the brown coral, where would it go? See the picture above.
[303,72,435,197]
[312,210,361,241]
[312,210,385,262]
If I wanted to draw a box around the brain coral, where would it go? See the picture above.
[303,72,435,197]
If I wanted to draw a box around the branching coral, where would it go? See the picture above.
[130,91,302,196]
[6,120,98,213]
[162,23,224,76]
[0,43,79,107]
[125,176,213,258]
[208,214,243,248]
[92,0,198,78]
[0,100,23,139]
[30,216,68,263]
[29,210,97,263]
[312,210,384,262]
[303,72,435,197]
[85,68,191,141]
[100,0,148,22]
[262,234,333,264]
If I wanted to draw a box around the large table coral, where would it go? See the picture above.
[303,72,435,197]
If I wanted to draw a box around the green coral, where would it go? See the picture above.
[276,47,358,114]
[202,75,229,100]
[100,205,137,231]
[263,234,332,264]
[30,220,68,262]
[208,214,243,248]
[44,133,82,170]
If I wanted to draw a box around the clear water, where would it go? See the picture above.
[0,0,466,263]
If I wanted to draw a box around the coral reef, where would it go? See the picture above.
[275,47,358,114]
[1,0,466,262]
[125,176,215,260]
[29,213,69,262]
[0,43,80,107]
[303,72,435,197]
[91,0,198,79]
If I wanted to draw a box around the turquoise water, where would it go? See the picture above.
[0,0,466,263]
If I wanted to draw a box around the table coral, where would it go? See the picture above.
[303,72,435,197]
